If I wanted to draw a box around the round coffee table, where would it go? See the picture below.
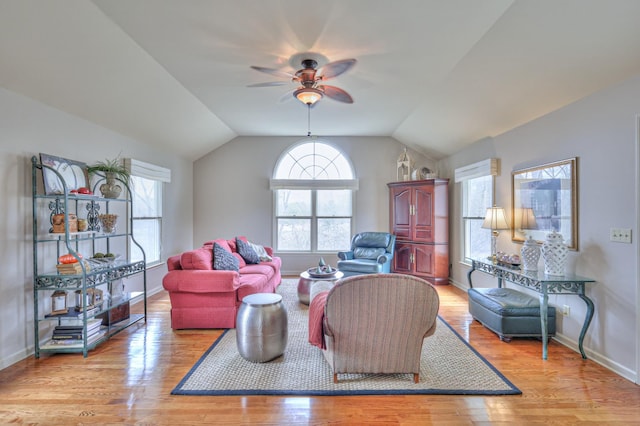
[236,293,288,363]
[297,270,344,305]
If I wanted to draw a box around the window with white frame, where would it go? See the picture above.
[455,159,498,262]
[125,159,171,265]
[271,141,358,252]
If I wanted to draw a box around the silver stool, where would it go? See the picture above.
[236,293,288,362]
[297,270,343,305]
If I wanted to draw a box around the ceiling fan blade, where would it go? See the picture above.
[318,59,357,80]
[319,85,354,103]
[278,89,295,103]
[250,65,295,79]
[247,81,289,88]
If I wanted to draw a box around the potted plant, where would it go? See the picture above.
[88,157,130,199]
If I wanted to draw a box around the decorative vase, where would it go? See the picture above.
[541,231,568,276]
[99,213,118,234]
[99,172,122,199]
[520,236,540,272]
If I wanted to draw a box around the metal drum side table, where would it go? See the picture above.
[236,293,288,363]
[297,270,344,305]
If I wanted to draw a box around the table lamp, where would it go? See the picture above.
[481,205,510,262]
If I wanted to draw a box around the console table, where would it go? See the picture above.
[467,258,596,360]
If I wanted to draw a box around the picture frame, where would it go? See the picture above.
[511,157,578,250]
[39,153,89,195]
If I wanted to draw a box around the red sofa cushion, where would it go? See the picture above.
[203,238,232,253]
[180,247,213,270]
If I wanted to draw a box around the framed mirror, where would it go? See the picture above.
[511,157,577,250]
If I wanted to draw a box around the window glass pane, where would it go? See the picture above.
[463,175,492,217]
[273,141,354,252]
[317,190,352,216]
[132,219,160,263]
[130,175,162,265]
[317,218,351,251]
[277,218,310,250]
[274,141,353,179]
[131,176,160,217]
[462,175,493,261]
[276,190,311,216]
[464,218,490,260]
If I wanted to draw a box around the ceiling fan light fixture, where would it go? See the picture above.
[294,87,323,105]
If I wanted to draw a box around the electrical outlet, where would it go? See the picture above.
[610,228,632,243]
[562,305,570,316]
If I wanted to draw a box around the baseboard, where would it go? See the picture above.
[448,277,637,384]
[552,334,637,383]
[0,347,34,371]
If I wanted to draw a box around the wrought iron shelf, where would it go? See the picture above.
[41,292,142,321]
[31,156,147,358]
[38,313,145,354]
[35,261,145,289]
[35,231,130,243]
[34,193,127,202]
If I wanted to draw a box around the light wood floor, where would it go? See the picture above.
[1,279,638,425]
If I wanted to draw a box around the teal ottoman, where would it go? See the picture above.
[468,287,556,342]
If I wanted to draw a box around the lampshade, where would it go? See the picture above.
[294,87,323,105]
[520,208,538,230]
[481,206,509,230]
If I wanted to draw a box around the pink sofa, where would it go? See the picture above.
[162,237,282,329]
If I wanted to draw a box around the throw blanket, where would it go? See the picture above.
[308,291,329,349]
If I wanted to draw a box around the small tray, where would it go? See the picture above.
[88,254,121,264]
[306,267,338,278]
[497,260,521,268]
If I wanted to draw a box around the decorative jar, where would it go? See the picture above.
[541,231,568,276]
[99,213,118,234]
[521,236,541,272]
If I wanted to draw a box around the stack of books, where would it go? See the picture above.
[56,261,90,275]
[50,319,104,345]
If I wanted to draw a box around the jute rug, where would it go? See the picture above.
[172,279,521,396]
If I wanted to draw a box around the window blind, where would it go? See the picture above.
[124,158,171,183]
[454,158,499,183]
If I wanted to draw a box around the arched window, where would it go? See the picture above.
[270,140,358,252]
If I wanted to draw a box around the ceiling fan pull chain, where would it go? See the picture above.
[307,104,312,137]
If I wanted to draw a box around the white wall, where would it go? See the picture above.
[0,87,194,369]
[438,74,640,382]
[193,136,434,275]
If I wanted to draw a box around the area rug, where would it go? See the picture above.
[172,279,521,396]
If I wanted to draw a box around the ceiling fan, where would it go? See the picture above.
[249,57,357,105]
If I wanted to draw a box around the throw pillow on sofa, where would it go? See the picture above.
[213,242,239,271]
[249,241,272,262]
[236,237,260,264]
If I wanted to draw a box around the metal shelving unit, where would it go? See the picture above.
[31,156,147,358]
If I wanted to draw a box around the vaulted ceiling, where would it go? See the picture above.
[2,1,640,160]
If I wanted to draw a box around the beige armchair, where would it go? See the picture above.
[321,273,440,383]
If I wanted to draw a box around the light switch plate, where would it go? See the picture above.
[610,228,632,243]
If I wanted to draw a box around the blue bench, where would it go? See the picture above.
[468,287,556,342]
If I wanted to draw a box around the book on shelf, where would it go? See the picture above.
[55,318,102,330]
[44,305,100,319]
[52,333,83,340]
[51,319,103,340]
[42,329,107,348]
[55,261,90,275]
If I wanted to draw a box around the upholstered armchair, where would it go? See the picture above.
[336,232,396,277]
[315,273,440,383]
